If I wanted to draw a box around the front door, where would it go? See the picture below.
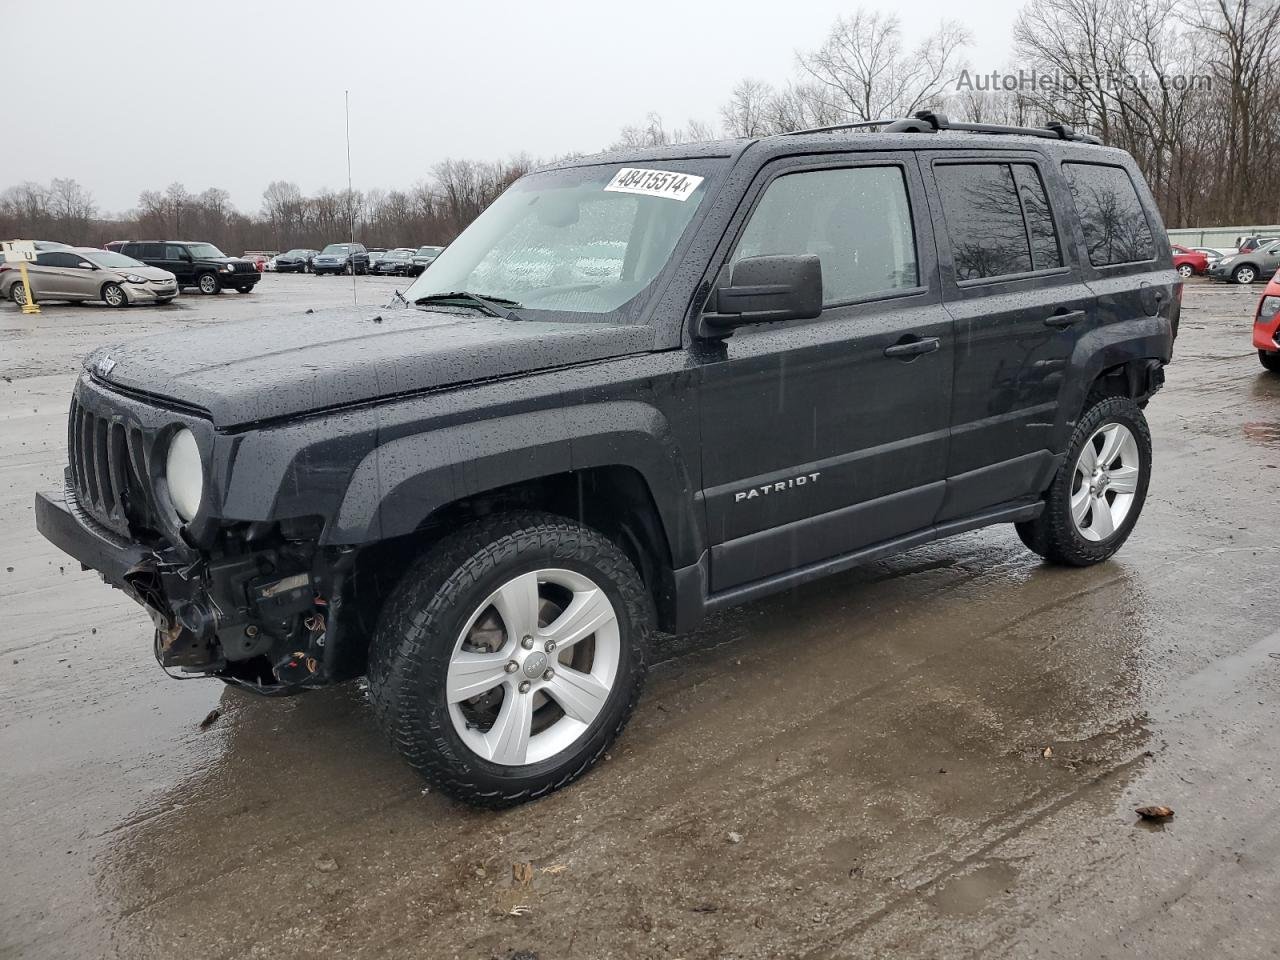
[921,152,1094,520]
[695,154,954,593]
[162,244,193,284]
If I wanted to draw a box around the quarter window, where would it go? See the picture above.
[1062,162,1154,265]
[936,162,1063,281]
[731,166,919,305]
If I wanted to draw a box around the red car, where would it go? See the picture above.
[1171,244,1208,278]
[1253,270,1280,371]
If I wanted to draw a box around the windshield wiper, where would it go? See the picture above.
[413,291,524,320]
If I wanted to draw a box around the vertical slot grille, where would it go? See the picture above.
[67,399,153,532]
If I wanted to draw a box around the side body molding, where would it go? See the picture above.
[328,400,704,564]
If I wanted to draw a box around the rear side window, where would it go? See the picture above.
[1062,162,1154,265]
[935,162,1063,281]
[732,165,918,304]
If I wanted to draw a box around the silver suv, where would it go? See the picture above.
[2,248,178,307]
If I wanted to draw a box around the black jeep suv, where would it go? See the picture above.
[119,241,259,295]
[36,113,1176,807]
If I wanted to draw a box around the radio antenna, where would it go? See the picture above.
[345,89,356,306]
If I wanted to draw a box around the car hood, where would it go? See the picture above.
[118,266,175,281]
[86,306,654,428]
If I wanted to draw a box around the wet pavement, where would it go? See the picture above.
[2,276,1278,959]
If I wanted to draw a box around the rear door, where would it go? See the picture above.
[31,251,83,298]
[695,152,954,592]
[922,151,1092,520]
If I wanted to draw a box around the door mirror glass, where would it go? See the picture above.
[77,261,95,269]
[700,255,823,335]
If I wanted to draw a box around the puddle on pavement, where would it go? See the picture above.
[930,860,1021,915]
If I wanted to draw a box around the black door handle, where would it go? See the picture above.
[1044,309,1086,328]
[883,336,941,359]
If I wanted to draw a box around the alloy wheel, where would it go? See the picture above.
[1070,422,1141,542]
[446,568,620,767]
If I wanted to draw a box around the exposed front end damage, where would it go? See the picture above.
[36,481,364,694]
[34,372,368,696]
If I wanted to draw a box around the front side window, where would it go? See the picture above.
[1062,162,1154,266]
[730,165,918,304]
[165,244,187,260]
[86,251,145,269]
[404,160,719,317]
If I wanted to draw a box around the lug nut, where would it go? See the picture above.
[542,668,555,681]
[518,680,531,693]
[504,660,519,674]
[244,624,259,638]
[544,640,556,653]
[521,635,534,650]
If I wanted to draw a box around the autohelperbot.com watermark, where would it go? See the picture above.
[955,68,1212,93]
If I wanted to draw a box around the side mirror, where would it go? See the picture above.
[699,255,823,336]
[78,261,95,270]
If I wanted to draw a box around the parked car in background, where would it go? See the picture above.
[264,256,279,272]
[1254,270,1280,371]
[372,248,417,276]
[274,248,319,273]
[408,244,444,275]
[1171,244,1209,277]
[6,239,74,251]
[120,241,259,294]
[312,242,369,275]
[1208,239,1280,284]
[241,251,277,272]
[103,241,130,253]
[1190,246,1224,268]
[2,247,177,307]
[1236,235,1278,253]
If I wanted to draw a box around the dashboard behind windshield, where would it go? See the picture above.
[403,158,722,319]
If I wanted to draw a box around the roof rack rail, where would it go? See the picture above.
[784,110,1103,145]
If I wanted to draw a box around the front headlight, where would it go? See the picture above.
[220,263,235,272]
[165,428,204,521]
[122,274,147,284]
[1258,296,1280,323]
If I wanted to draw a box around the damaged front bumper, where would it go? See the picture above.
[34,484,356,695]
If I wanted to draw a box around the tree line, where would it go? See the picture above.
[5,0,1279,252]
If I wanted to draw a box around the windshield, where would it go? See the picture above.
[403,160,718,317]
[416,246,443,257]
[322,244,352,255]
[187,243,226,259]
[85,251,146,269]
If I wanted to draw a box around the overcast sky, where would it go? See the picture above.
[10,0,1021,214]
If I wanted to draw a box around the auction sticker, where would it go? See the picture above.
[605,167,704,201]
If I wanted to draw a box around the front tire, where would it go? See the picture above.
[1016,396,1152,566]
[197,273,221,295]
[1261,350,1280,372]
[367,511,651,807]
[101,282,128,308]
[1233,265,1258,284]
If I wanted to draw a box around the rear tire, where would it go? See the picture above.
[1016,396,1152,566]
[1261,350,1280,372]
[10,282,29,306]
[367,511,651,808]
[235,285,253,294]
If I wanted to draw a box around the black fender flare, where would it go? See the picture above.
[326,400,705,566]
[1055,315,1171,446]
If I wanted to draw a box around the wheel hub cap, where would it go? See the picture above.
[521,651,548,679]
[1071,422,1141,542]
[446,568,620,767]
